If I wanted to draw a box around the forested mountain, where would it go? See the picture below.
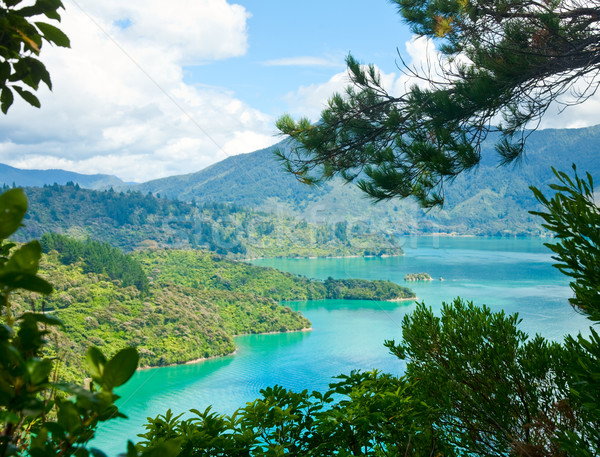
[14,183,403,258]
[0,163,127,189]
[5,125,599,236]
[133,125,600,235]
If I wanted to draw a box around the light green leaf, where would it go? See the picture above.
[103,347,139,390]
[86,346,107,382]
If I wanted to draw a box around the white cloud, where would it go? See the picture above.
[0,0,280,182]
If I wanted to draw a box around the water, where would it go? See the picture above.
[93,237,589,455]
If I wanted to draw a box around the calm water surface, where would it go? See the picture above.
[93,237,588,455]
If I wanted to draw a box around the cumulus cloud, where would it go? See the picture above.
[0,0,278,182]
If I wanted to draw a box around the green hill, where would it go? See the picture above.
[14,183,403,258]
[133,125,600,236]
[13,238,413,381]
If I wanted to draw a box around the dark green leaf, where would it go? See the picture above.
[0,272,53,294]
[1,87,14,114]
[19,312,63,327]
[28,358,54,384]
[13,85,41,108]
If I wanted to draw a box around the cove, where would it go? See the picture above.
[92,237,589,455]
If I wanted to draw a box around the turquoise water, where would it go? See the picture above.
[93,237,588,455]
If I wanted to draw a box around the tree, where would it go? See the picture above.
[276,1,600,207]
[0,0,70,113]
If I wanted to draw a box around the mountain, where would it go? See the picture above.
[133,125,600,236]
[0,163,129,189]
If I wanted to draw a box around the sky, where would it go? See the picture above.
[1,0,599,182]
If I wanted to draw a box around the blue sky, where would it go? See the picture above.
[188,0,412,116]
[0,0,596,182]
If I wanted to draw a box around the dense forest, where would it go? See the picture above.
[13,183,403,259]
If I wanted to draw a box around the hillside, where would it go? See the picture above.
[133,126,600,235]
[14,184,403,258]
[0,163,128,189]
[13,240,414,380]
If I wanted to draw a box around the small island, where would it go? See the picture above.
[404,272,433,282]
[324,277,416,301]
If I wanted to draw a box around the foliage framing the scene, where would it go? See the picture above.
[0,0,70,113]
[0,188,139,456]
[276,0,600,207]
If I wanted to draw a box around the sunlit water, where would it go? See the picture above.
[93,237,589,455]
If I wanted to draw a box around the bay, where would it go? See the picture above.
[92,237,589,455]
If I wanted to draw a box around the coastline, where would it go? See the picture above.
[388,296,418,302]
[243,253,404,262]
[138,327,313,371]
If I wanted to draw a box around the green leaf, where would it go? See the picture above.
[0,62,11,83]
[13,85,41,108]
[28,358,54,384]
[0,188,27,239]
[86,346,107,382]
[5,240,42,274]
[103,347,139,390]
[35,21,70,47]
[0,87,14,115]
[0,272,53,294]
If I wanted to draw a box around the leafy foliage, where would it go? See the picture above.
[136,371,445,457]
[0,0,70,113]
[531,166,600,322]
[0,188,139,456]
[276,1,600,206]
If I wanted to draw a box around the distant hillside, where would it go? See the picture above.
[133,125,600,236]
[0,163,128,189]
[15,184,403,259]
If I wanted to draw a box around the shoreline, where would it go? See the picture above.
[138,327,313,371]
[243,253,405,262]
[388,296,418,302]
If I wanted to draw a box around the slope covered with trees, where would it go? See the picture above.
[12,235,413,381]
[131,126,600,236]
[14,183,403,258]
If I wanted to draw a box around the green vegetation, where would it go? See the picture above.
[324,276,414,301]
[41,232,149,293]
[135,249,414,302]
[14,183,403,259]
[0,188,139,457]
[404,273,432,282]
[10,236,412,382]
[135,168,600,457]
[0,0,70,114]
